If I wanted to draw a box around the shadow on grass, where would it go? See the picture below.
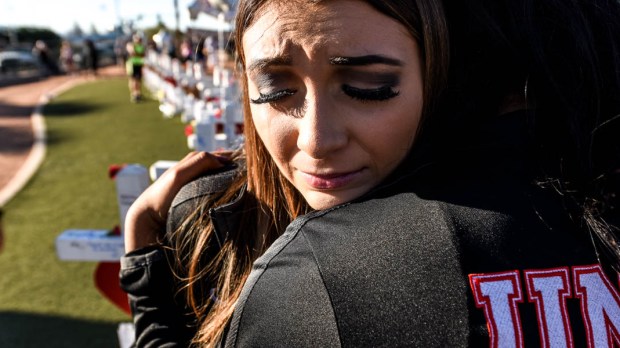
[43,102,103,117]
[45,128,77,148]
[0,311,124,348]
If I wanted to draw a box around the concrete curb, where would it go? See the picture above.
[0,79,85,207]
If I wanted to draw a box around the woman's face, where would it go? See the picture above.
[243,0,424,210]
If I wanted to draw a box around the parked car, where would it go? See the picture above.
[0,50,41,77]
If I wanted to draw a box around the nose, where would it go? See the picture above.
[296,92,348,159]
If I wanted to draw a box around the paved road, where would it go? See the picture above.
[0,66,125,205]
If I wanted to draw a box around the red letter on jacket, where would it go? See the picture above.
[470,270,525,348]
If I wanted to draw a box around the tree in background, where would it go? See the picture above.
[15,27,62,51]
[0,27,61,51]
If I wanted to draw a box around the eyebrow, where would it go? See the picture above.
[247,56,293,73]
[329,55,403,66]
[247,54,403,73]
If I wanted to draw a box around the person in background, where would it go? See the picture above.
[83,39,98,76]
[202,36,217,74]
[121,0,620,346]
[114,35,128,67]
[59,40,75,75]
[125,34,146,102]
[179,38,194,64]
[32,40,58,76]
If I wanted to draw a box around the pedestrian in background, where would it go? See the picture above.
[114,35,128,67]
[83,39,98,76]
[59,40,75,75]
[125,34,146,102]
[32,40,59,76]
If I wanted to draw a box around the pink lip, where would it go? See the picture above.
[300,169,364,189]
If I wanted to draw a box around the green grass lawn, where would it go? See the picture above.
[0,78,190,347]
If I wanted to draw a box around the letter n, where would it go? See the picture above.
[524,267,573,348]
[573,265,620,348]
[470,270,524,348]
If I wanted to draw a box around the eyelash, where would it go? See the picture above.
[342,85,400,101]
[250,89,296,104]
[249,85,400,104]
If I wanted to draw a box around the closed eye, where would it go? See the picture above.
[342,85,399,101]
[250,89,297,104]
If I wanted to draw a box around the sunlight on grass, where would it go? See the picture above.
[0,78,189,347]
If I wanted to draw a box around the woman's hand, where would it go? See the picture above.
[124,152,226,253]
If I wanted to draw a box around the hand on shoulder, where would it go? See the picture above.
[124,152,227,253]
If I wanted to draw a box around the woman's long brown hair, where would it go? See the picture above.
[167,0,450,346]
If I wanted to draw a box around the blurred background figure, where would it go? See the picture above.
[152,28,175,58]
[179,38,193,64]
[114,35,129,68]
[32,40,59,76]
[59,40,75,74]
[125,34,145,102]
[202,35,217,74]
[83,39,98,76]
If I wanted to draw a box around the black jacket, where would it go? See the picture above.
[121,111,615,347]
[223,164,603,347]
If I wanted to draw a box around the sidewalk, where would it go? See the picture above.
[0,66,125,206]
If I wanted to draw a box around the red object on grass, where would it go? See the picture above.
[94,262,131,316]
[108,164,125,179]
[109,225,121,236]
[185,124,194,137]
